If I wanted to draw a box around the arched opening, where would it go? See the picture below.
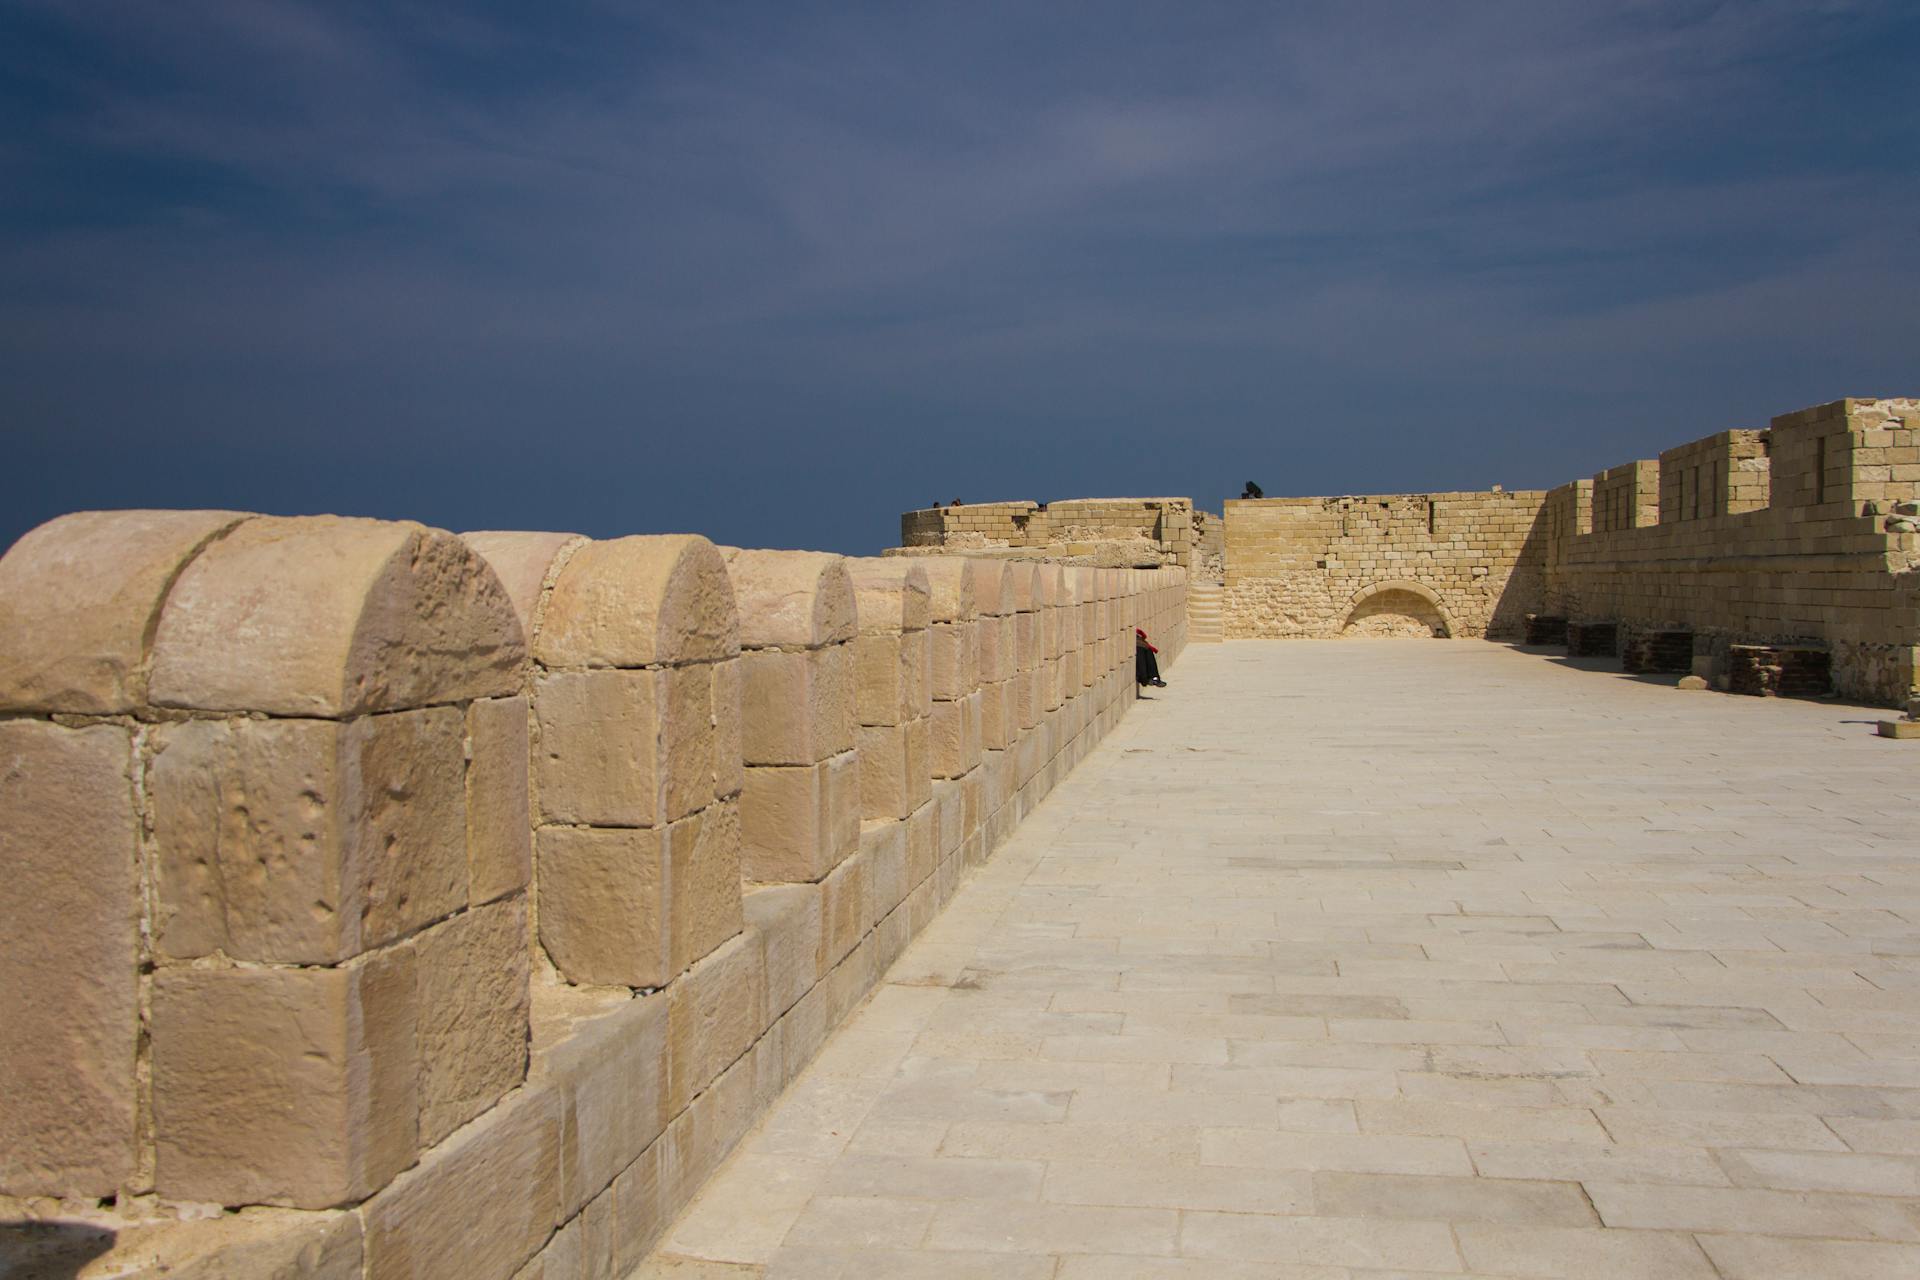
[1342,581,1451,638]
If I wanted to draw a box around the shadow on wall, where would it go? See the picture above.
[1487,500,1552,640]
[0,1220,117,1279]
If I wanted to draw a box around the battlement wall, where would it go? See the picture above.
[1222,491,1550,640]
[1544,397,1920,703]
[0,510,1186,1277]
[1209,397,1920,703]
[899,497,1195,568]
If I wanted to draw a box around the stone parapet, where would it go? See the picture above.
[0,510,1186,1277]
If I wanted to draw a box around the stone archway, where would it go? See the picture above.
[1341,580,1452,638]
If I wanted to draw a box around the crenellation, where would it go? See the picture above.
[0,502,1186,1275]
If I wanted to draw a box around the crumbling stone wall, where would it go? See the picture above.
[0,509,1185,1277]
[1210,397,1919,702]
[1545,398,1920,703]
[1221,491,1550,639]
[899,497,1196,568]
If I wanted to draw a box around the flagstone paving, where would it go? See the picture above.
[637,641,1920,1278]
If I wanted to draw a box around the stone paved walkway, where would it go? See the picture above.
[640,642,1920,1279]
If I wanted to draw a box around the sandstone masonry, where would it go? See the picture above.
[0,510,1186,1278]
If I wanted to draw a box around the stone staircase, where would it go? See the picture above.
[1187,579,1225,643]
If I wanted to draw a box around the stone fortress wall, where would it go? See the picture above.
[899,396,1920,705]
[1210,395,1920,703]
[1541,398,1920,704]
[900,497,1197,570]
[1222,490,1550,640]
[0,511,1186,1278]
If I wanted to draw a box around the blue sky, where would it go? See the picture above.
[3,1,1916,554]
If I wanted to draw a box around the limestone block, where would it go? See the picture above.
[665,932,766,1116]
[362,1087,562,1280]
[660,663,717,823]
[150,707,467,965]
[533,669,657,828]
[533,994,667,1218]
[0,509,248,714]
[537,800,739,989]
[929,621,977,701]
[721,548,856,650]
[467,695,532,907]
[935,778,966,860]
[536,827,667,987]
[1014,665,1039,729]
[461,530,585,642]
[918,557,977,625]
[666,798,744,975]
[905,801,936,894]
[964,559,1013,620]
[536,535,737,670]
[612,1140,667,1272]
[150,516,524,717]
[711,656,744,799]
[151,948,418,1208]
[979,679,1015,750]
[857,718,930,821]
[909,626,932,717]
[929,692,982,779]
[1015,609,1040,674]
[659,1050,754,1209]
[0,720,137,1197]
[819,848,868,971]
[739,645,854,765]
[847,560,931,636]
[417,899,530,1147]
[740,751,858,883]
[863,818,910,922]
[854,632,918,726]
[744,883,824,1019]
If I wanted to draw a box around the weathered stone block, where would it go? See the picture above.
[536,535,737,670]
[0,509,246,714]
[0,720,138,1197]
[738,645,854,765]
[743,883,823,1020]
[460,530,583,641]
[913,802,944,890]
[819,847,868,971]
[979,679,1015,750]
[535,993,667,1218]
[660,663,717,823]
[536,826,666,987]
[417,899,530,1147]
[740,750,858,883]
[150,707,468,964]
[862,818,910,923]
[711,656,744,800]
[152,949,418,1208]
[929,622,976,700]
[665,798,743,975]
[467,695,532,906]
[665,933,766,1116]
[534,669,658,828]
[612,1140,666,1272]
[724,548,857,649]
[928,693,982,779]
[363,1087,561,1280]
[857,718,930,821]
[150,516,524,717]
[853,632,916,726]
